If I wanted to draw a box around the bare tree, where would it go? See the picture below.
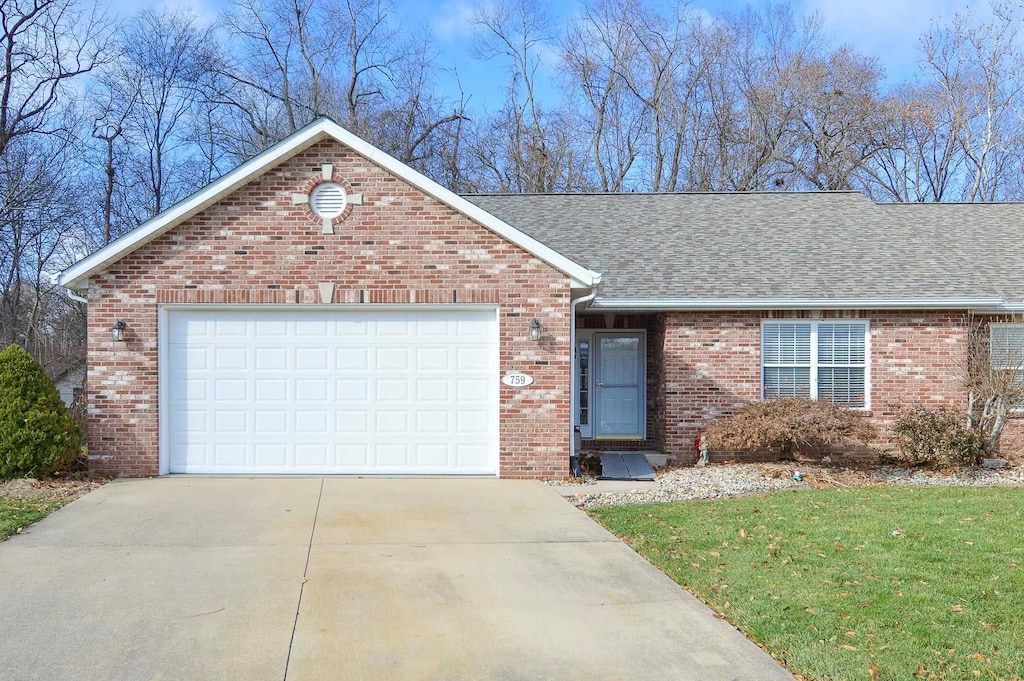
[101,10,217,219]
[789,47,892,190]
[0,136,82,354]
[955,316,1024,453]
[925,2,1024,202]
[868,1,1024,203]
[0,0,109,157]
[0,0,106,367]
[562,0,646,191]
[469,0,588,192]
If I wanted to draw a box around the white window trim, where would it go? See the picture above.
[760,319,872,411]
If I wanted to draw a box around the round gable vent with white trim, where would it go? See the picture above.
[310,181,347,218]
[291,163,363,234]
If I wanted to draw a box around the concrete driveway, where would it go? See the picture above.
[0,478,792,681]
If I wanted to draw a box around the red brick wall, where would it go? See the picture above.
[661,310,1019,463]
[86,138,572,479]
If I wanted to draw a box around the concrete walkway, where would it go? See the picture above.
[0,478,793,681]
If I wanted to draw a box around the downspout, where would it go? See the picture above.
[569,288,598,470]
[66,288,87,304]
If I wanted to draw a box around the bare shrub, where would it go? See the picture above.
[891,405,982,469]
[702,398,878,455]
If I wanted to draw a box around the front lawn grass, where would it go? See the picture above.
[0,497,68,540]
[591,487,1024,681]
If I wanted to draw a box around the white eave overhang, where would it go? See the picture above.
[58,118,602,291]
[589,297,1024,312]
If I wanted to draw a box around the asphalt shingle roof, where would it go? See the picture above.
[466,192,1024,302]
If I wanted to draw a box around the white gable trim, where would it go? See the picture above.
[59,118,602,290]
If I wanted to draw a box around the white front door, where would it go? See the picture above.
[162,306,499,475]
[591,332,645,439]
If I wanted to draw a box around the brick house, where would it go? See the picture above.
[60,119,1024,479]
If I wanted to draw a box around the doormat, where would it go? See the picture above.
[598,452,656,481]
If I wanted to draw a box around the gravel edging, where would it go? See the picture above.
[0,477,104,502]
[555,464,1024,509]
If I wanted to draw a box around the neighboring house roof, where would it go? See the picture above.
[468,192,1024,311]
[44,358,85,383]
[58,118,601,290]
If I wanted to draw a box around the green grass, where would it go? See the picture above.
[591,487,1024,681]
[0,497,68,540]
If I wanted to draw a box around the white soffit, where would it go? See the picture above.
[59,118,602,290]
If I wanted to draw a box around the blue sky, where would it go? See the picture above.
[106,0,990,108]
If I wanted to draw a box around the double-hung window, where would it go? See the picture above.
[762,320,869,408]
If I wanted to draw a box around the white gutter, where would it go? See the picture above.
[589,297,1017,311]
[569,288,599,465]
[66,289,87,304]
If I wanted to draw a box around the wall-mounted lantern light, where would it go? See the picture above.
[529,318,542,342]
[111,320,127,342]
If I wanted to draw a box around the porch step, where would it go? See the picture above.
[598,452,657,481]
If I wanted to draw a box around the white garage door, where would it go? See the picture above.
[163,307,499,475]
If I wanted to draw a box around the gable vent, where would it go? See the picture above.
[309,182,347,219]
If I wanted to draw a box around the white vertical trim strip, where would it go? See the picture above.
[157,306,169,475]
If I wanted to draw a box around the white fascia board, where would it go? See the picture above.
[59,118,601,290]
[589,297,1015,311]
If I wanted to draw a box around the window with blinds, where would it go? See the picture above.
[990,323,1024,407]
[762,321,869,408]
[990,323,1024,370]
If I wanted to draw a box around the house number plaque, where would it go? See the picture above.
[502,372,534,387]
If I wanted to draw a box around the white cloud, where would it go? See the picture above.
[433,1,480,41]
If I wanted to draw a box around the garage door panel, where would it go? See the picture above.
[416,346,451,371]
[213,347,248,370]
[255,443,288,467]
[295,410,329,434]
[295,379,328,401]
[296,319,329,336]
[375,444,410,467]
[214,379,248,401]
[457,378,490,402]
[457,346,492,371]
[376,379,409,402]
[336,348,368,370]
[416,444,448,466]
[295,443,329,467]
[255,347,288,370]
[214,443,247,466]
[376,318,410,336]
[254,410,288,434]
[376,347,409,371]
[336,410,368,433]
[457,444,490,467]
[416,379,449,402]
[255,379,288,401]
[416,411,450,434]
[166,308,498,475]
[336,378,368,400]
[335,444,368,466]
